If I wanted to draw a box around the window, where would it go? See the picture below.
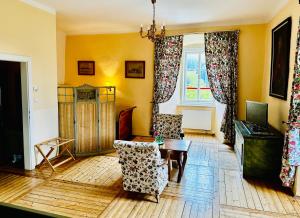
[181,47,213,104]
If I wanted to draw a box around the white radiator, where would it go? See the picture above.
[182,110,212,130]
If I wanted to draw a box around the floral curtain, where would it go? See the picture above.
[152,35,183,132]
[280,20,300,187]
[204,31,239,144]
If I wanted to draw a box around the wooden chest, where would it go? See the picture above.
[234,120,284,180]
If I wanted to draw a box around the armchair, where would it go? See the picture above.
[113,140,170,203]
[156,114,184,139]
[156,114,184,169]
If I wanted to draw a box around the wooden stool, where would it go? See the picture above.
[35,137,75,171]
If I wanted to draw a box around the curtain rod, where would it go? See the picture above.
[167,29,240,36]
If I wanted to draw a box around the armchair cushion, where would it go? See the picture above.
[113,140,168,196]
[156,114,183,139]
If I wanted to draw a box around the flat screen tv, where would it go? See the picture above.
[246,100,268,127]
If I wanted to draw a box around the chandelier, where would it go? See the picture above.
[140,0,166,42]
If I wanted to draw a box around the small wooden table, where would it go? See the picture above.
[159,139,192,183]
[35,137,75,172]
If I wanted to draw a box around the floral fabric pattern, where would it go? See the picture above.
[280,19,300,187]
[152,36,183,132]
[113,140,168,196]
[156,114,183,139]
[204,31,239,144]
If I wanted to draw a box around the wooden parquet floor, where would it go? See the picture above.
[0,134,300,217]
[13,180,118,218]
[0,173,43,203]
[54,156,122,189]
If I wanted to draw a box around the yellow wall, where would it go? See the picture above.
[65,24,266,135]
[260,0,300,196]
[57,29,66,85]
[0,0,57,111]
[65,33,154,136]
[0,0,58,168]
[262,0,300,133]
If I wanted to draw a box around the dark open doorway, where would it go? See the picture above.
[0,61,24,168]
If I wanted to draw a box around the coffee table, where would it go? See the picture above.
[159,139,192,183]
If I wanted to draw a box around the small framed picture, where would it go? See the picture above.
[78,61,95,76]
[125,61,145,79]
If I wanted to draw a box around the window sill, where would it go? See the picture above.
[177,102,216,108]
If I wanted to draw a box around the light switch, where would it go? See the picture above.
[33,86,39,92]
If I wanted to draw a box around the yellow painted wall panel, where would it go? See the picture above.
[0,0,57,111]
[65,33,154,136]
[65,24,266,136]
[261,0,300,133]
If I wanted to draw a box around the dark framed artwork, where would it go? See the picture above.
[78,61,95,75]
[125,61,145,78]
[269,17,292,100]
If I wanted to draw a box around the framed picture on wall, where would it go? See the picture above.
[78,61,95,75]
[125,61,145,79]
[269,17,292,100]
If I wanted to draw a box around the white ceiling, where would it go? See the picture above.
[29,0,288,35]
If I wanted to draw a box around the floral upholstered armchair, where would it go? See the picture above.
[113,140,170,203]
[156,114,183,139]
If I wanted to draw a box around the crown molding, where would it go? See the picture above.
[20,0,56,15]
[64,19,267,36]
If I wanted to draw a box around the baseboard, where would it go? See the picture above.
[183,128,214,135]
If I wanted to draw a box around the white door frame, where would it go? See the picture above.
[0,53,34,170]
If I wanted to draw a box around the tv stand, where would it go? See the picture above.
[234,120,284,179]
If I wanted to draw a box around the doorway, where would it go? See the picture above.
[0,61,24,168]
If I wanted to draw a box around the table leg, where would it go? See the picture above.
[182,151,188,171]
[168,158,171,181]
[177,152,183,183]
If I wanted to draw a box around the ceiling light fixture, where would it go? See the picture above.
[140,0,166,42]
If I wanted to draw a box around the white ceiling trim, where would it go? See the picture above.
[20,0,56,15]
[64,18,270,36]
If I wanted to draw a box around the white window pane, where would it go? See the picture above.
[185,89,198,101]
[200,52,209,88]
[186,53,199,71]
[199,89,213,100]
[185,70,198,88]
[181,42,214,104]
[185,70,198,101]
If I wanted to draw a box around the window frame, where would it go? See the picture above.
[181,47,214,106]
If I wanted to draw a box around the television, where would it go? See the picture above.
[246,100,268,127]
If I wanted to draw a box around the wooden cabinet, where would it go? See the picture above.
[234,121,284,180]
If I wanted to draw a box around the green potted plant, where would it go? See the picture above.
[154,131,164,145]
